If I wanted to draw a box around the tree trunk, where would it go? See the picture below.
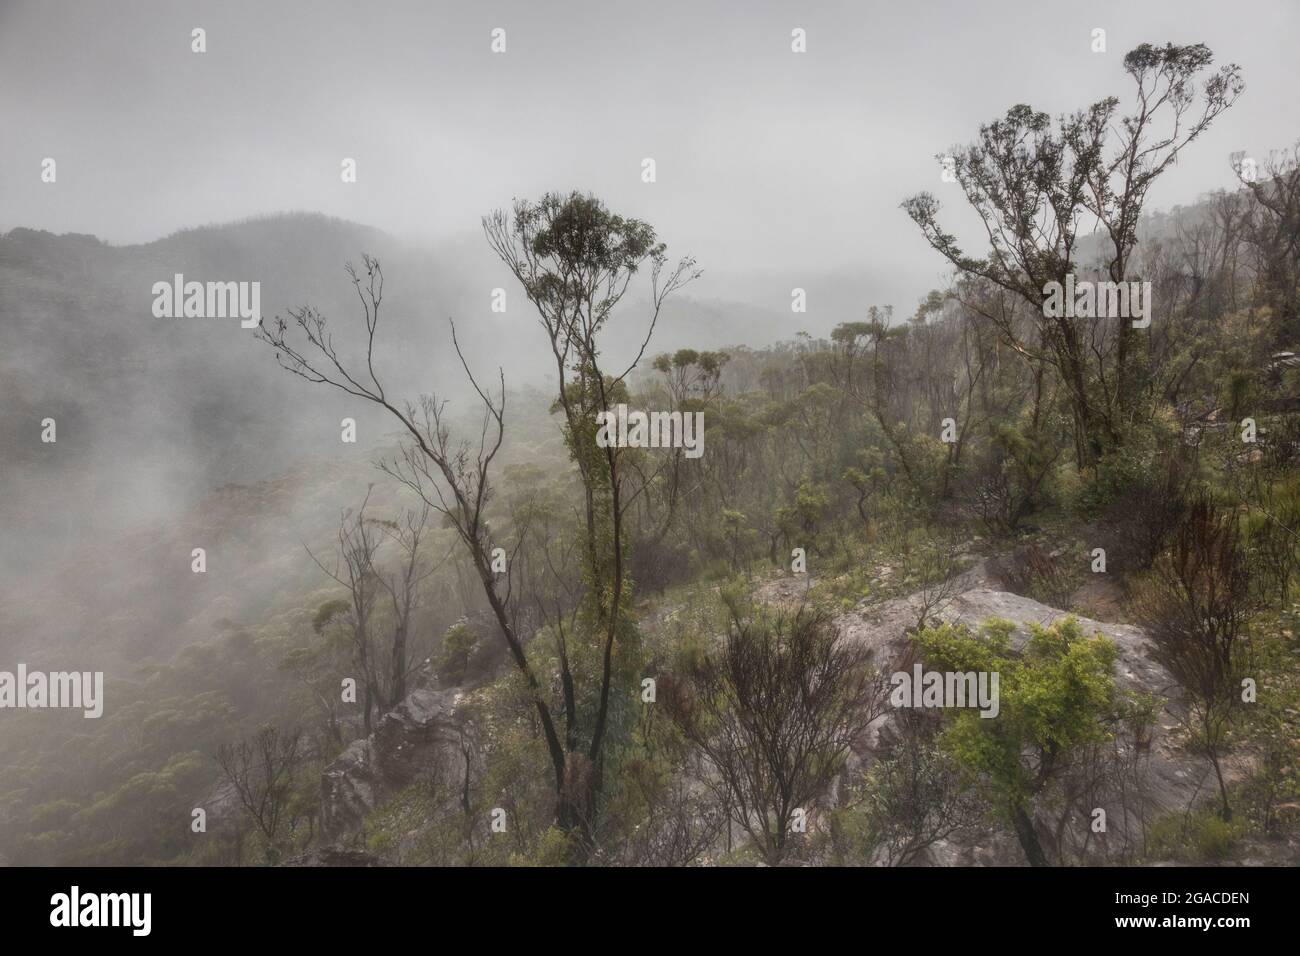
[391,625,407,703]
[1209,749,1233,822]
[1011,803,1049,867]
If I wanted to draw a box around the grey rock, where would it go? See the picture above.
[319,687,458,840]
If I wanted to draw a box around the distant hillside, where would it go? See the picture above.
[0,213,842,575]
[0,216,453,582]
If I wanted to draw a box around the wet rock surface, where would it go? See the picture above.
[319,686,457,840]
[311,557,1278,865]
[760,559,1244,863]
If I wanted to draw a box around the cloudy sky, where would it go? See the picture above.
[2,0,1297,302]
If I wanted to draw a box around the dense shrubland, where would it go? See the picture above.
[3,41,1298,867]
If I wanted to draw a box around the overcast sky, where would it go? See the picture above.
[3,0,1297,301]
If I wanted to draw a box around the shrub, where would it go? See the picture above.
[435,620,477,687]
[1131,494,1255,821]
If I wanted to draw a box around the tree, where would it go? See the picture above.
[305,491,386,734]
[1233,142,1300,345]
[280,599,352,747]
[260,213,697,850]
[484,192,699,838]
[214,725,304,864]
[373,502,445,704]
[630,348,729,588]
[918,617,1123,866]
[435,619,477,687]
[258,257,575,835]
[905,43,1243,467]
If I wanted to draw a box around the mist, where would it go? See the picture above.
[1,0,1297,879]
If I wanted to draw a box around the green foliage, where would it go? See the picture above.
[312,598,351,634]
[1147,807,1245,862]
[1237,619,1300,833]
[919,617,1120,807]
[508,827,577,866]
[436,621,478,687]
[1080,414,1185,514]
[11,112,1300,869]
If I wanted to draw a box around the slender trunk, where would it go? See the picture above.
[585,439,626,850]
[1206,716,1233,822]
[1211,753,1233,822]
[1011,802,1049,867]
[473,550,570,821]
[391,624,407,703]
[1201,707,1234,822]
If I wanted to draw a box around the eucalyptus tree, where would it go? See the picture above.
[484,192,699,833]
[905,43,1243,466]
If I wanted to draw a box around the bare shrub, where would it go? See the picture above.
[666,597,887,864]
[1132,494,1255,821]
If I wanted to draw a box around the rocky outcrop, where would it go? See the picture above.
[825,569,1249,862]
[319,686,459,840]
[312,558,1262,865]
